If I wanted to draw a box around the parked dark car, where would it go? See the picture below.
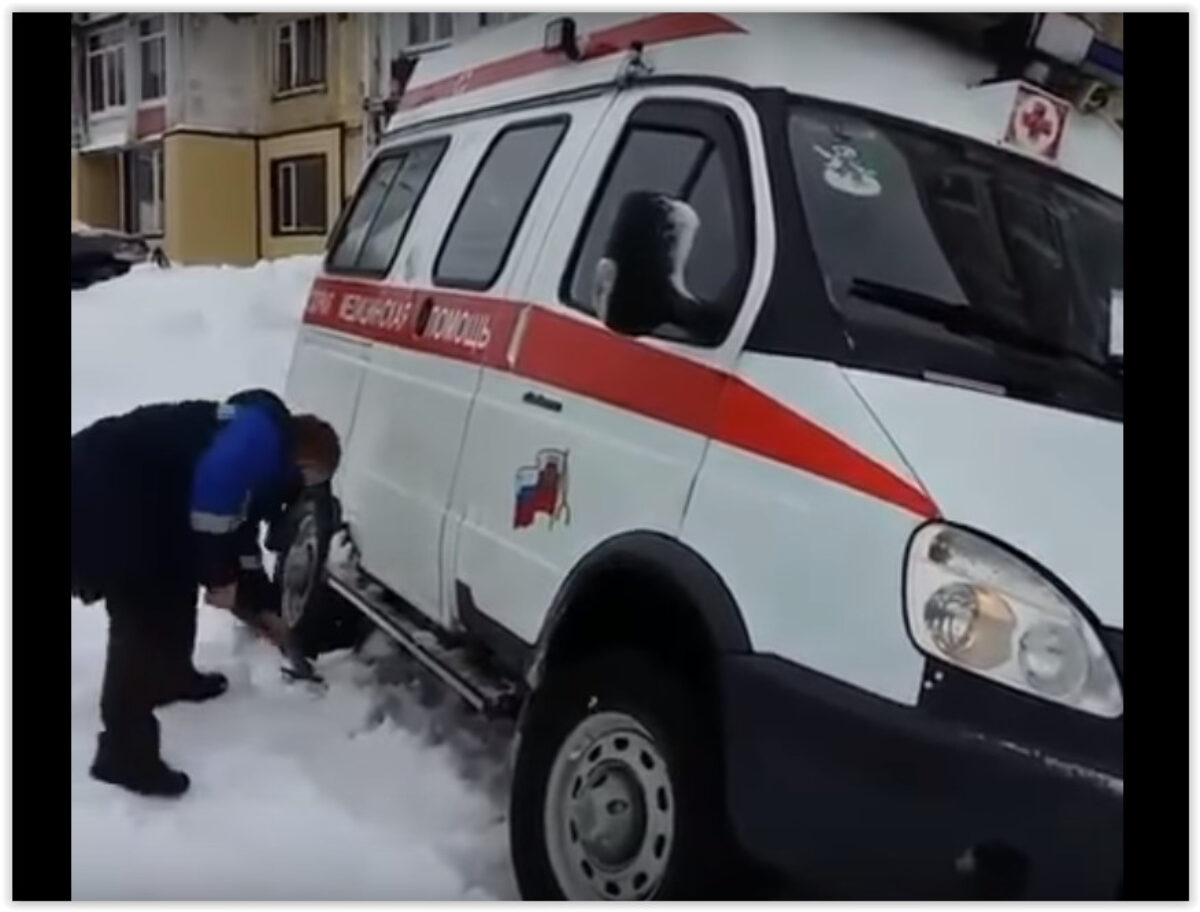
[71,222,164,289]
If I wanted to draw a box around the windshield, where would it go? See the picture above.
[787,102,1123,421]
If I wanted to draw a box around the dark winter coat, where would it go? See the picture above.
[71,389,302,600]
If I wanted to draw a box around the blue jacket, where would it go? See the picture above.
[71,389,300,596]
[191,390,301,587]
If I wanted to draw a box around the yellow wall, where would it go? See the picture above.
[164,132,257,265]
[258,127,343,260]
[71,154,79,223]
[335,14,363,125]
[343,127,365,198]
[257,13,362,136]
[74,152,121,229]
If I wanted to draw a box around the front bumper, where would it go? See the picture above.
[720,653,1122,899]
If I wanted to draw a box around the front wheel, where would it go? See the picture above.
[510,649,738,900]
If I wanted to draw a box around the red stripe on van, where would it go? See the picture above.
[303,277,938,519]
[713,379,940,519]
[303,278,522,364]
[399,13,745,111]
[516,306,728,435]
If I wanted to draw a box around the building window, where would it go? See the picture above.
[87,26,126,114]
[126,144,164,236]
[272,155,328,235]
[275,16,327,94]
[138,15,166,101]
[407,12,454,49]
[478,13,522,28]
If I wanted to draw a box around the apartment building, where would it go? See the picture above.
[71,14,168,241]
[70,12,526,266]
[71,12,363,265]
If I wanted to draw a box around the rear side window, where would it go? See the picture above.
[434,118,568,290]
[327,138,448,276]
[563,101,754,345]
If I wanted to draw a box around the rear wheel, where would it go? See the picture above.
[270,486,366,656]
[510,649,737,900]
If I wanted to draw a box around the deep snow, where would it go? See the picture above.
[71,260,516,900]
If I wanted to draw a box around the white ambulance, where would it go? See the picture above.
[276,12,1123,900]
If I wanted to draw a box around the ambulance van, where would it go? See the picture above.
[275,13,1123,900]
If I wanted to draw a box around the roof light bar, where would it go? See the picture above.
[1082,37,1123,88]
[1031,14,1123,89]
[1031,13,1094,66]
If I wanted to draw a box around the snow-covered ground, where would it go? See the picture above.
[71,260,517,900]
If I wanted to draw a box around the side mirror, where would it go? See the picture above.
[591,191,722,341]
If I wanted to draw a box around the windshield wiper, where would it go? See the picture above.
[847,278,1121,380]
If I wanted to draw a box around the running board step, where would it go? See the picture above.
[327,567,522,719]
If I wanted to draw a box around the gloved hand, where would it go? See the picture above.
[247,609,324,684]
[227,568,324,685]
[254,611,291,649]
[205,582,238,610]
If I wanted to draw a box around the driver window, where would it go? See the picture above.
[562,100,753,346]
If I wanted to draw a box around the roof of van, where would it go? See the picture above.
[386,13,1122,199]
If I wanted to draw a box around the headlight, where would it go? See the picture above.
[905,524,1121,718]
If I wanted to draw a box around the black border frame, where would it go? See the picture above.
[41,12,1188,901]
[23,11,73,900]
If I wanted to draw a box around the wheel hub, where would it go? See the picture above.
[573,762,646,867]
[544,711,675,900]
[281,513,319,627]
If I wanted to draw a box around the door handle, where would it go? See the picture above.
[522,390,562,413]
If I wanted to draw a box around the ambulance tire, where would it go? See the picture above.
[510,649,739,900]
[270,485,366,657]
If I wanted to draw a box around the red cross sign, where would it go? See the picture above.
[1004,85,1070,161]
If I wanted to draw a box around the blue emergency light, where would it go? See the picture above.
[1029,13,1123,89]
[1083,37,1123,87]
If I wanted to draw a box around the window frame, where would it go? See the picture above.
[126,143,164,237]
[324,136,451,279]
[137,15,166,103]
[478,12,520,28]
[433,114,571,292]
[274,15,327,96]
[405,12,455,52]
[86,25,127,115]
[558,100,756,348]
[271,154,329,236]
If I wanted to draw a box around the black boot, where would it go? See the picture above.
[177,670,229,702]
[90,730,190,798]
[158,670,229,706]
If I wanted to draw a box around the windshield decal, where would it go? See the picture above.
[813,143,881,198]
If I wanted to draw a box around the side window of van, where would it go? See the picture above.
[434,117,569,290]
[563,101,754,345]
[327,138,448,276]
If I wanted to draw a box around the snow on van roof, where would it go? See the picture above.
[387,13,1122,199]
